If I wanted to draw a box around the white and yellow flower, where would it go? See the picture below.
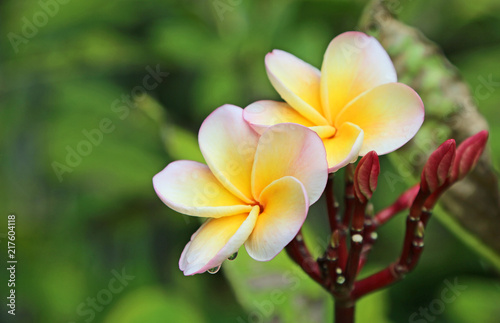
[244,31,425,171]
[153,105,328,275]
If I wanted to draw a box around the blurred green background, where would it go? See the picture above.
[1,0,500,322]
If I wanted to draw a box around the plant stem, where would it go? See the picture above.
[399,189,428,265]
[285,231,323,285]
[373,184,419,226]
[334,300,355,323]
[286,154,454,322]
[339,164,355,269]
[345,202,365,288]
[324,230,340,289]
[352,263,405,300]
[343,164,355,227]
[326,174,338,232]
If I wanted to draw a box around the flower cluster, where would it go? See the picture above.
[152,31,484,278]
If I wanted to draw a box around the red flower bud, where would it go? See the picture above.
[354,151,380,203]
[421,139,456,193]
[450,130,488,182]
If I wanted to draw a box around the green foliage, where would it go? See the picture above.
[444,278,500,323]
[224,243,332,323]
[103,287,206,323]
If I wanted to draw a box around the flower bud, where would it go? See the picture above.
[420,139,456,193]
[450,130,488,182]
[353,151,380,203]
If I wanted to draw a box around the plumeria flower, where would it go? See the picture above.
[244,31,425,172]
[153,105,328,275]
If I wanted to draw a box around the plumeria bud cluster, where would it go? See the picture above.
[285,131,489,308]
[421,130,489,210]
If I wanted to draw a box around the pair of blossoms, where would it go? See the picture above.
[153,32,424,275]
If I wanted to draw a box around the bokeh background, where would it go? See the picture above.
[1,0,500,322]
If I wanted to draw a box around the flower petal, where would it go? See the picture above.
[243,101,336,140]
[334,83,424,155]
[310,125,337,139]
[243,100,315,135]
[199,105,260,204]
[251,123,328,204]
[245,176,308,261]
[153,160,253,218]
[266,50,329,126]
[323,122,364,172]
[321,31,397,123]
[180,206,259,275]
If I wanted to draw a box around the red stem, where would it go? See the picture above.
[285,231,323,286]
[326,174,338,232]
[343,164,355,227]
[353,193,430,300]
[373,184,419,226]
[399,190,429,266]
[344,237,363,290]
[357,230,377,273]
[345,202,366,288]
[352,263,405,300]
[335,300,355,323]
[420,209,432,227]
[351,202,366,232]
[408,241,424,270]
[339,165,355,269]
[356,185,419,272]
[399,216,419,266]
[325,231,340,290]
[423,182,450,211]
[409,189,429,219]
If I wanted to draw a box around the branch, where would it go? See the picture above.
[285,231,323,286]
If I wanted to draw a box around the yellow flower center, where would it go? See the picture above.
[250,202,263,214]
[312,125,337,139]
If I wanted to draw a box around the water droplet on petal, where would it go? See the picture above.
[228,252,238,261]
[207,265,221,274]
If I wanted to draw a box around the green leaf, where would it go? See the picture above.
[356,290,393,323]
[445,278,500,323]
[103,287,206,323]
[223,245,331,323]
[162,125,204,163]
